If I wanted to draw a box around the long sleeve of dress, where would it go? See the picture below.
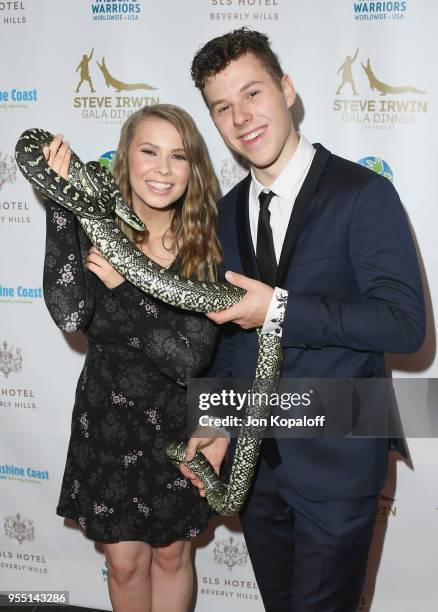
[43,201,217,385]
[43,200,96,332]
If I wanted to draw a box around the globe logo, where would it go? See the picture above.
[357,157,394,182]
[98,150,117,171]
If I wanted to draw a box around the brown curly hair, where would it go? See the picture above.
[112,104,221,281]
[191,27,283,93]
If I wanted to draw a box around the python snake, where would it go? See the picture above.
[15,128,283,515]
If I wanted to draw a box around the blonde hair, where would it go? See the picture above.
[112,104,221,281]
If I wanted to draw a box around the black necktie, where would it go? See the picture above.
[256,190,283,469]
[256,190,277,286]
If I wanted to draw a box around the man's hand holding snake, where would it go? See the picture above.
[206,271,274,329]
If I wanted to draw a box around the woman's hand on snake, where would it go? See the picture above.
[180,432,230,498]
[206,271,274,329]
[42,133,71,181]
[86,246,126,289]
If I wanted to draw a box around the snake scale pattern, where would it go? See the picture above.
[15,128,283,515]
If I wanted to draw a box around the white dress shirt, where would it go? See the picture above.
[249,135,316,335]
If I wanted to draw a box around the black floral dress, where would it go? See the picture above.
[43,202,218,545]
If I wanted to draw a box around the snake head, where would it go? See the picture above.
[83,161,145,230]
[114,199,145,232]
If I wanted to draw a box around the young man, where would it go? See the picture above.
[181,29,425,611]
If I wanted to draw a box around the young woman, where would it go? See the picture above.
[43,105,226,612]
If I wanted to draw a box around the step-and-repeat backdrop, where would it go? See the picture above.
[1,1,437,610]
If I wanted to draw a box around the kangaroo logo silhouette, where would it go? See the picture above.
[96,57,157,92]
[361,59,426,95]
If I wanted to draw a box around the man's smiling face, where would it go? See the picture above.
[204,52,297,181]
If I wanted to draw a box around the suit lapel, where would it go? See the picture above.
[233,144,331,285]
[235,173,261,280]
[276,143,331,288]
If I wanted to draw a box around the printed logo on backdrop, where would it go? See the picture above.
[0,284,43,305]
[376,493,397,526]
[73,47,159,124]
[214,536,249,571]
[0,87,38,111]
[0,341,37,412]
[353,0,407,22]
[200,536,259,602]
[220,158,249,193]
[209,0,280,23]
[2,515,48,574]
[90,0,141,22]
[0,201,31,225]
[0,152,17,190]
[0,0,26,25]
[0,341,22,379]
[0,151,32,225]
[333,49,427,129]
[0,464,49,484]
[357,157,394,182]
[4,513,34,545]
[99,151,117,171]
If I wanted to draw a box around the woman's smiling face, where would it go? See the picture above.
[128,116,190,214]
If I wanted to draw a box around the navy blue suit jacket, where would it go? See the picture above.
[209,144,425,501]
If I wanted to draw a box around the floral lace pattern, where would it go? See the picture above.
[144,407,161,431]
[79,412,90,438]
[56,256,77,288]
[122,450,143,468]
[132,497,151,518]
[139,297,159,318]
[52,209,68,231]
